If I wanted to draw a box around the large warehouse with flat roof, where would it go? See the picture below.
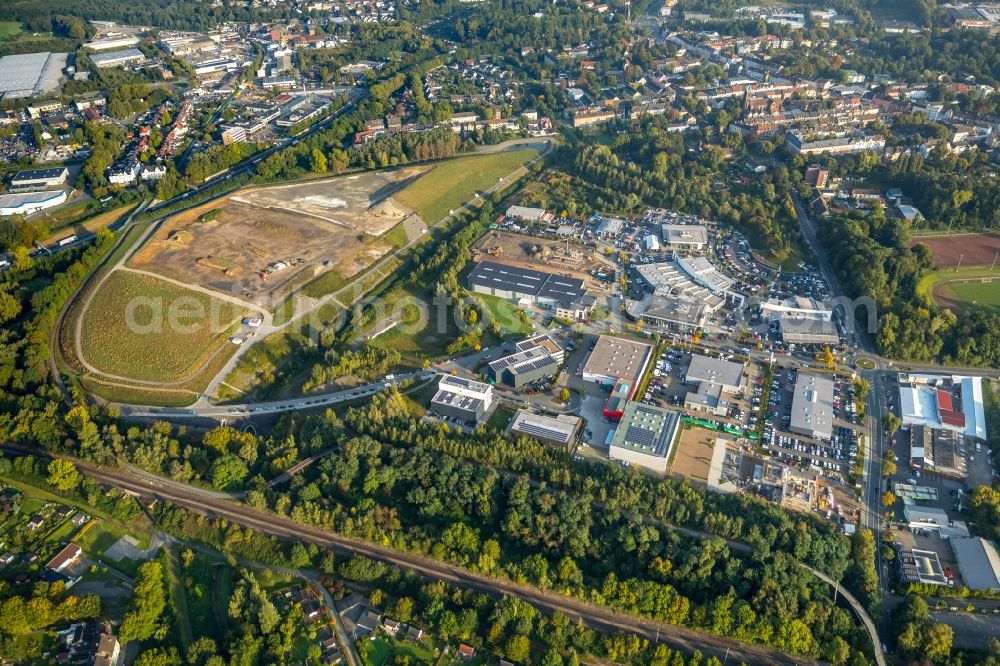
[9,167,69,192]
[0,52,67,99]
[951,537,1000,591]
[0,190,67,216]
[581,335,653,387]
[467,260,594,319]
[790,372,835,440]
[608,401,682,472]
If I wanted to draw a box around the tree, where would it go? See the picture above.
[120,561,167,643]
[310,148,328,174]
[12,246,33,271]
[558,388,570,403]
[881,450,897,478]
[46,459,81,492]
[542,648,564,666]
[0,289,21,324]
[881,491,896,507]
[504,635,531,663]
[882,412,902,438]
[209,455,249,489]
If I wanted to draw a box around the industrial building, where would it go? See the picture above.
[899,373,987,440]
[635,261,726,312]
[951,537,1000,592]
[581,335,653,387]
[486,345,559,388]
[627,293,706,332]
[608,401,682,473]
[89,48,147,68]
[903,504,950,529]
[467,260,594,319]
[0,52,67,99]
[760,296,840,345]
[85,35,140,51]
[0,190,68,216]
[908,425,968,479]
[684,354,745,416]
[9,167,69,192]
[429,375,495,425]
[789,372,834,440]
[778,315,840,345]
[505,206,554,224]
[661,224,708,250]
[508,410,581,448]
[897,547,949,586]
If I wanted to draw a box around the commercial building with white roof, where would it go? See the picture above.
[635,261,726,312]
[582,335,653,387]
[898,373,987,440]
[0,52,67,99]
[789,372,834,440]
[661,224,709,249]
[0,190,68,216]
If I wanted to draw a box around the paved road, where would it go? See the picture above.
[116,370,433,419]
[60,457,815,666]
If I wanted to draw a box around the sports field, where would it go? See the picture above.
[918,266,1000,316]
[912,232,1000,268]
[80,271,246,382]
[393,148,540,223]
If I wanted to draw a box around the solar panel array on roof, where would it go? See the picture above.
[468,260,586,305]
[11,167,68,182]
[611,402,679,457]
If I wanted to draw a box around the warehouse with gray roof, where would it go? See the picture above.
[0,52,67,99]
[789,372,835,440]
[951,537,1000,592]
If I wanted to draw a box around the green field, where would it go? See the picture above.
[0,22,23,41]
[362,636,438,666]
[365,283,460,357]
[80,270,246,381]
[476,293,534,337]
[394,149,540,224]
[917,266,1000,315]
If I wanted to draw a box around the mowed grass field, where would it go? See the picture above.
[0,22,23,41]
[918,266,1000,316]
[393,149,540,223]
[81,271,246,381]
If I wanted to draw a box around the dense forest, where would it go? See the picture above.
[0,0,289,33]
[818,205,1000,367]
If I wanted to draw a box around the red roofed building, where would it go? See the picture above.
[936,389,966,428]
[45,543,81,572]
[603,378,635,422]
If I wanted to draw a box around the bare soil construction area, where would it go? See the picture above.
[912,232,1000,267]
[129,168,427,307]
[471,231,613,289]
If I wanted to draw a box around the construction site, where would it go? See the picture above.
[128,169,426,307]
[471,231,614,290]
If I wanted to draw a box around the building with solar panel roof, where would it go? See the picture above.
[508,410,582,449]
[467,260,596,319]
[608,401,682,472]
[430,375,496,425]
[486,333,564,388]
